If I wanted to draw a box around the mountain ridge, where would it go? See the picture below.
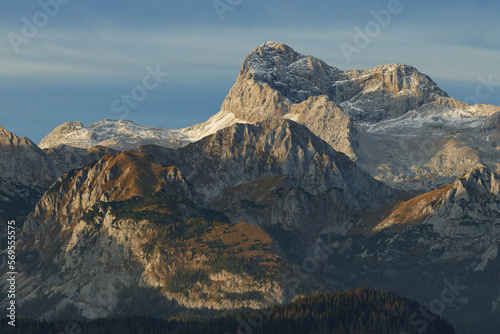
[36,41,499,193]
[1,41,500,333]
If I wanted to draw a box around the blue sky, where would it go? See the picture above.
[1,0,499,143]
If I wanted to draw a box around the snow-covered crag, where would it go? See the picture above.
[39,42,500,193]
[39,120,189,151]
[216,41,499,193]
[38,116,249,152]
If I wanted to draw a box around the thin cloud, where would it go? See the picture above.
[2,24,497,86]
[0,15,498,144]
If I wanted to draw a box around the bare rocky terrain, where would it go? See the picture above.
[1,42,499,333]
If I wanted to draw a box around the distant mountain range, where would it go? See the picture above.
[1,42,499,333]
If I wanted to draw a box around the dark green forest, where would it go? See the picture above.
[0,288,456,334]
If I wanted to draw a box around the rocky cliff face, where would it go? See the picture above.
[364,167,500,266]
[1,41,500,331]
[22,151,197,237]
[139,119,394,231]
[215,42,499,192]
[37,42,499,194]
[0,126,55,188]
[0,126,57,239]
[0,126,118,226]
[302,167,500,331]
[10,150,288,318]
[224,41,448,121]
[6,117,396,318]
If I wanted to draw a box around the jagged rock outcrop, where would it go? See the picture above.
[216,42,499,192]
[6,149,288,319]
[37,42,499,193]
[44,144,118,177]
[139,119,394,231]
[0,126,118,227]
[372,167,500,233]
[283,167,500,332]
[360,168,500,268]
[0,126,57,232]
[0,125,55,188]
[2,42,500,331]
[4,118,396,319]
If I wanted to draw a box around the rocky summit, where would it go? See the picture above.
[39,42,500,193]
[0,42,499,333]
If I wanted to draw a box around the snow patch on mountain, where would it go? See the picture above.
[39,116,249,151]
[357,105,492,136]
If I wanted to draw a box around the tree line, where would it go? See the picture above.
[0,288,456,334]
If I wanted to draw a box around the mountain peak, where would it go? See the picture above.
[456,166,500,195]
[257,41,299,59]
[0,125,13,137]
[0,125,33,145]
[218,42,453,135]
[0,125,55,187]
[39,119,189,151]
[259,41,290,49]
[242,41,308,80]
